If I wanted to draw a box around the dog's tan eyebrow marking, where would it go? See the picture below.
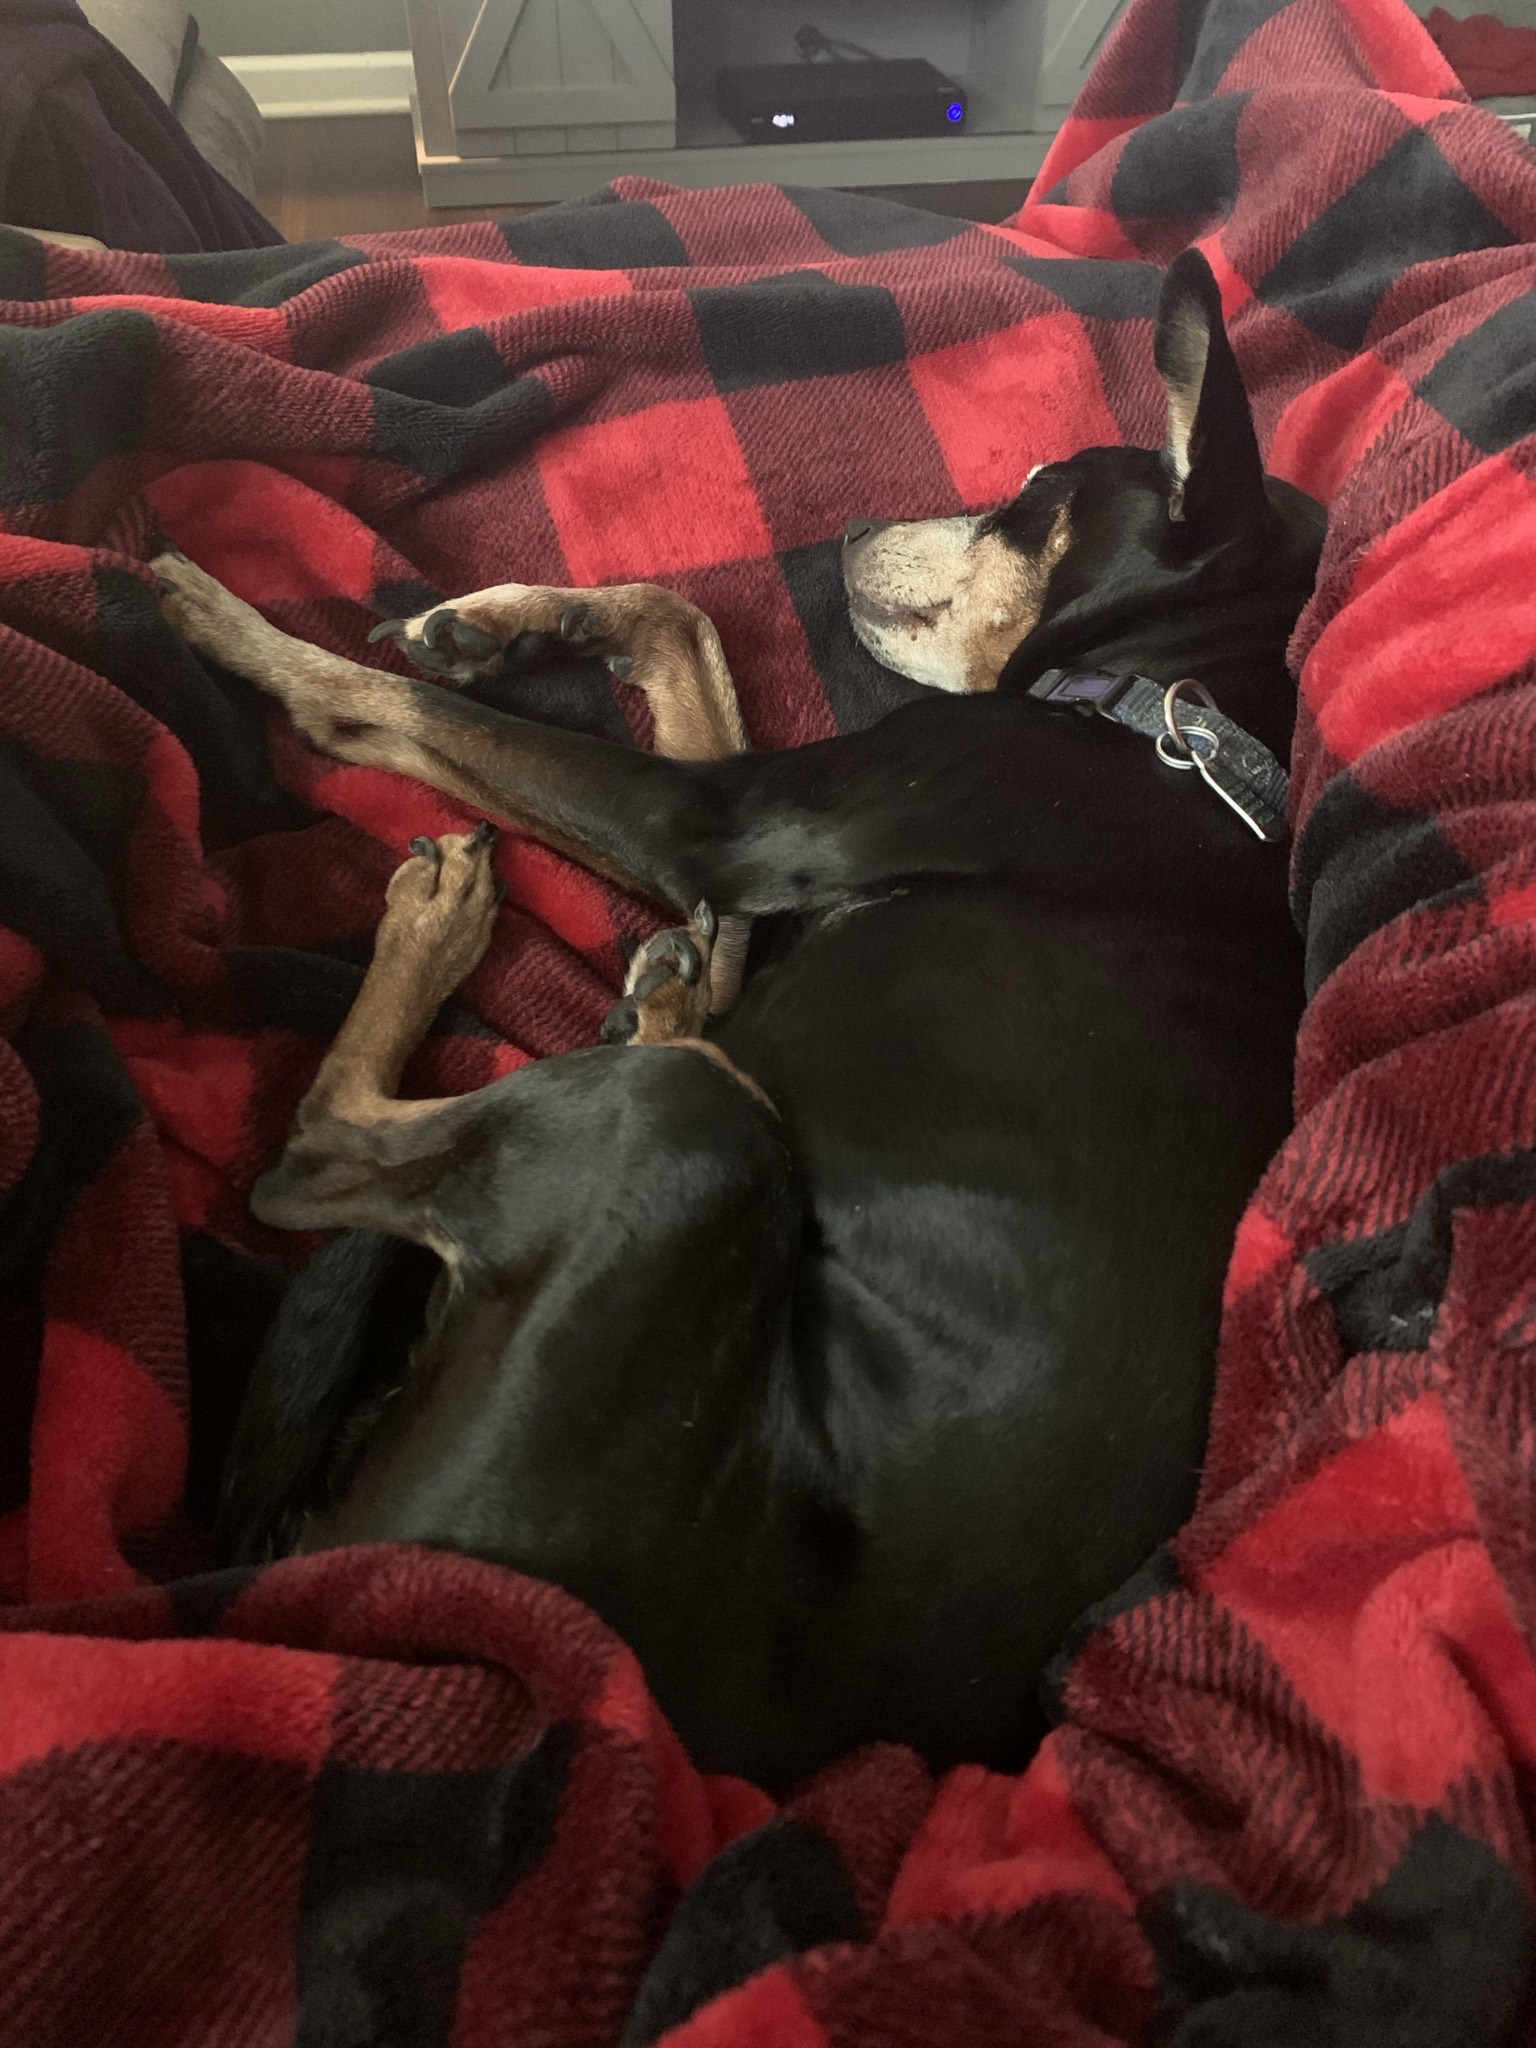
[961,507,1073,690]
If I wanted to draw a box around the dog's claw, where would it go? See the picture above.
[400,607,503,676]
[447,615,502,662]
[422,607,457,653]
[632,962,674,1003]
[643,929,701,987]
[367,618,405,646]
[560,604,593,642]
[469,820,499,852]
[601,998,638,1045]
[408,836,440,867]
[608,654,634,680]
[693,901,717,944]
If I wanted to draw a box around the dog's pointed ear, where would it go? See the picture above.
[1155,250,1267,538]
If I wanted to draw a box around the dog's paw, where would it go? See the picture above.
[151,548,268,664]
[602,902,717,1047]
[369,585,643,685]
[380,821,501,994]
[369,602,507,683]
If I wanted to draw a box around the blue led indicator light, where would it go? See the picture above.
[946,101,965,122]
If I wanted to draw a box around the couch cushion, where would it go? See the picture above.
[76,0,192,105]
[174,41,264,201]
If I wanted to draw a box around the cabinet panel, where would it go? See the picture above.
[447,0,676,144]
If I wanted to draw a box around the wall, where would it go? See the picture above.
[195,0,407,55]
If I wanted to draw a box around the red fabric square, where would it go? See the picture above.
[538,396,774,582]
[910,313,1124,507]
[420,257,632,334]
[1303,450,1536,759]
[725,368,956,552]
[148,463,380,606]
[1200,1395,1536,1805]
[1267,352,1413,501]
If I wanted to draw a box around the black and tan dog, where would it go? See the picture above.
[155,252,1325,1792]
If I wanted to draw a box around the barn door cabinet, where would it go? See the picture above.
[407,0,1131,206]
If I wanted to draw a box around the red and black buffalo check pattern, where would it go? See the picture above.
[2,0,1536,2037]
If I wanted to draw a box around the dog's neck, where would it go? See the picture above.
[999,481,1325,765]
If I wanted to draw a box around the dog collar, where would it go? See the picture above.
[1027,668,1290,844]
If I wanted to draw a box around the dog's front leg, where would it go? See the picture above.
[373,580,747,764]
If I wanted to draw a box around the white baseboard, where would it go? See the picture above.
[224,50,414,120]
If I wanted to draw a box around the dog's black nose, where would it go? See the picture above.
[844,519,877,546]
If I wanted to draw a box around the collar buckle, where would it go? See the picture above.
[1027,668,1290,844]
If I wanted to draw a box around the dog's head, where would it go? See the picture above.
[841,251,1323,696]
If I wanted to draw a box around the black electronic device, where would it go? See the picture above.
[715,56,967,144]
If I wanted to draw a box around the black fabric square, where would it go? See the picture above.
[1307,1148,1536,1358]
[368,327,515,410]
[1149,1819,1531,2047]
[1293,774,1480,996]
[166,240,370,307]
[0,1019,143,1300]
[1177,0,1293,100]
[502,195,689,270]
[372,577,444,626]
[0,311,157,510]
[1006,255,1161,321]
[0,225,48,300]
[1258,128,1516,353]
[0,741,162,1013]
[1111,95,1248,222]
[168,1564,264,1637]
[223,944,368,1039]
[369,371,551,486]
[623,1816,865,2047]
[92,566,313,850]
[784,185,972,256]
[778,539,929,733]
[0,1017,143,1513]
[691,271,909,394]
[1416,286,1536,453]
[295,1726,576,2048]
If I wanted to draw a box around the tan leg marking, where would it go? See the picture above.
[153,552,753,1011]
[250,826,500,1251]
[604,904,776,1115]
[391,581,747,762]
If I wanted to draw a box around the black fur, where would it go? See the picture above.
[223,253,1326,1793]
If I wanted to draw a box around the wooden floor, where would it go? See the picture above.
[255,114,1034,240]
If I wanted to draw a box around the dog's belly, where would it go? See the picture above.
[704,880,1303,1772]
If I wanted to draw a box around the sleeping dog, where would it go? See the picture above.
[155,251,1325,1793]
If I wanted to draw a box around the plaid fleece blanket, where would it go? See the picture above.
[2,0,1536,2037]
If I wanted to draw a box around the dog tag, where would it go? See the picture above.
[1190,736,1289,843]
[1029,668,1291,843]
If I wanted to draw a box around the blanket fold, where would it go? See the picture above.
[1,0,1534,2037]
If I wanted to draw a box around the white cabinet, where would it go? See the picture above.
[1036,0,1133,122]
[408,0,1125,206]
[441,0,676,154]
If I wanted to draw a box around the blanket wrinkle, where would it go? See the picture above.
[1,0,1535,2037]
